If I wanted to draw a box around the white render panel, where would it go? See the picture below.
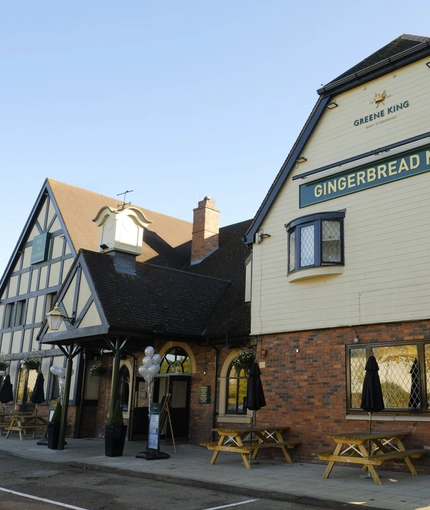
[291,58,430,181]
[250,58,430,336]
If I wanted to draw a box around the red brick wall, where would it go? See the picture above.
[252,321,430,473]
[62,324,430,474]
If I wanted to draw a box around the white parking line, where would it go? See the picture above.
[204,499,258,510]
[0,486,89,510]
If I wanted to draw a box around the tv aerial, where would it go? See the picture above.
[117,189,134,209]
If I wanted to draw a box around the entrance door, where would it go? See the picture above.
[130,377,149,440]
[156,375,191,443]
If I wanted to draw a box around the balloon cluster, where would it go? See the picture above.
[50,365,74,400]
[138,346,161,412]
[138,346,161,383]
[51,365,66,399]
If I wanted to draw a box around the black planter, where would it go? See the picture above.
[47,421,60,449]
[105,425,127,457]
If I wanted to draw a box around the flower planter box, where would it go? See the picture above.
[47,421,60,449]
[105,425,127,457]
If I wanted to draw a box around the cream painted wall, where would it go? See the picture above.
[251,57,430,335]
[0,191,76,397]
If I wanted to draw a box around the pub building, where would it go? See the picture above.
[243,34,430,471]
[1,34,430,475]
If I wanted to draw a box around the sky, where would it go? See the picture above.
[0,1,429,273]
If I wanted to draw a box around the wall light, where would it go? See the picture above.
[100,244,109,250]
[327,101,338,109]
[296,156,307,163]
[46,303,75,331]
[256,231,271,244]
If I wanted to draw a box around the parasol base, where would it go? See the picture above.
[135,450,170,460]
[359,473,379,480]
[37,439,67,446]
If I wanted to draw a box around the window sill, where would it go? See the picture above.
[346,413,430,422]
[287,266,344,282]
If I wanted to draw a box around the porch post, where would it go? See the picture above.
[57,343,82,451]
[103,336,130,420]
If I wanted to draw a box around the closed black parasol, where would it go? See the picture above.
[246,361,266,425]
[409,358,421,410]
[0,375,14,406]
[361,355,384,433]
[30,373,45,405]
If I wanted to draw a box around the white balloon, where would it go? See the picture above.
[142,356,152,368]
[57,367,66,378]
[145,346,155,358]
[50,365,60,376]
[148,364,159,378]
[152,354,161,366]
[138,365,149,378]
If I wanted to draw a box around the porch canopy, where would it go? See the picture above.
[37,249,251,449]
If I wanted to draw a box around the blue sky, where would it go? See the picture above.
[1,1,429,273]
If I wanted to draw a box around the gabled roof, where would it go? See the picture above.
[1,178,193,289]
[48,179,193,268]
[41,219,252,346]
[244,34,430,245]
[45,248,232,345]
[320,34,430,95]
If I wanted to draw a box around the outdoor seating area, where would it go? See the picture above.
[4,412,48,440]
[0,410,48,440]
[0,369,48,440]
[203,425,301,469]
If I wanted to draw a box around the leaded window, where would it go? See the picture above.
[347,343,430,413]
[226,363,248,414]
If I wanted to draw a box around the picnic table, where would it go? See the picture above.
[316,430,426,485]
[5,413,48,440]
[203,426,301,469]
[0,412,14,434]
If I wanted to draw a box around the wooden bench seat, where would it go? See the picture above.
[6,421,48,440]
[371,449,426,465]
[315,448,426,466]
[203,440,300,452]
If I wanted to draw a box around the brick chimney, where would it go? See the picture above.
[191,197,220,264]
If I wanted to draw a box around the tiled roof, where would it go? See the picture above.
[48,179,193,269]
[320,34,430,94]
[81,249,231,339]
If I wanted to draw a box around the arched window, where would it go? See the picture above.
[226,363,248,414]
[119,365,130,412]
[160,347,191,374]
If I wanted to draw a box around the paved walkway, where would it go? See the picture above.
[0,435,429,510]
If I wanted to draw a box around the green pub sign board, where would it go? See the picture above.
[299,145,430,207]
[31,232,50,264]
[198,386,211,404]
